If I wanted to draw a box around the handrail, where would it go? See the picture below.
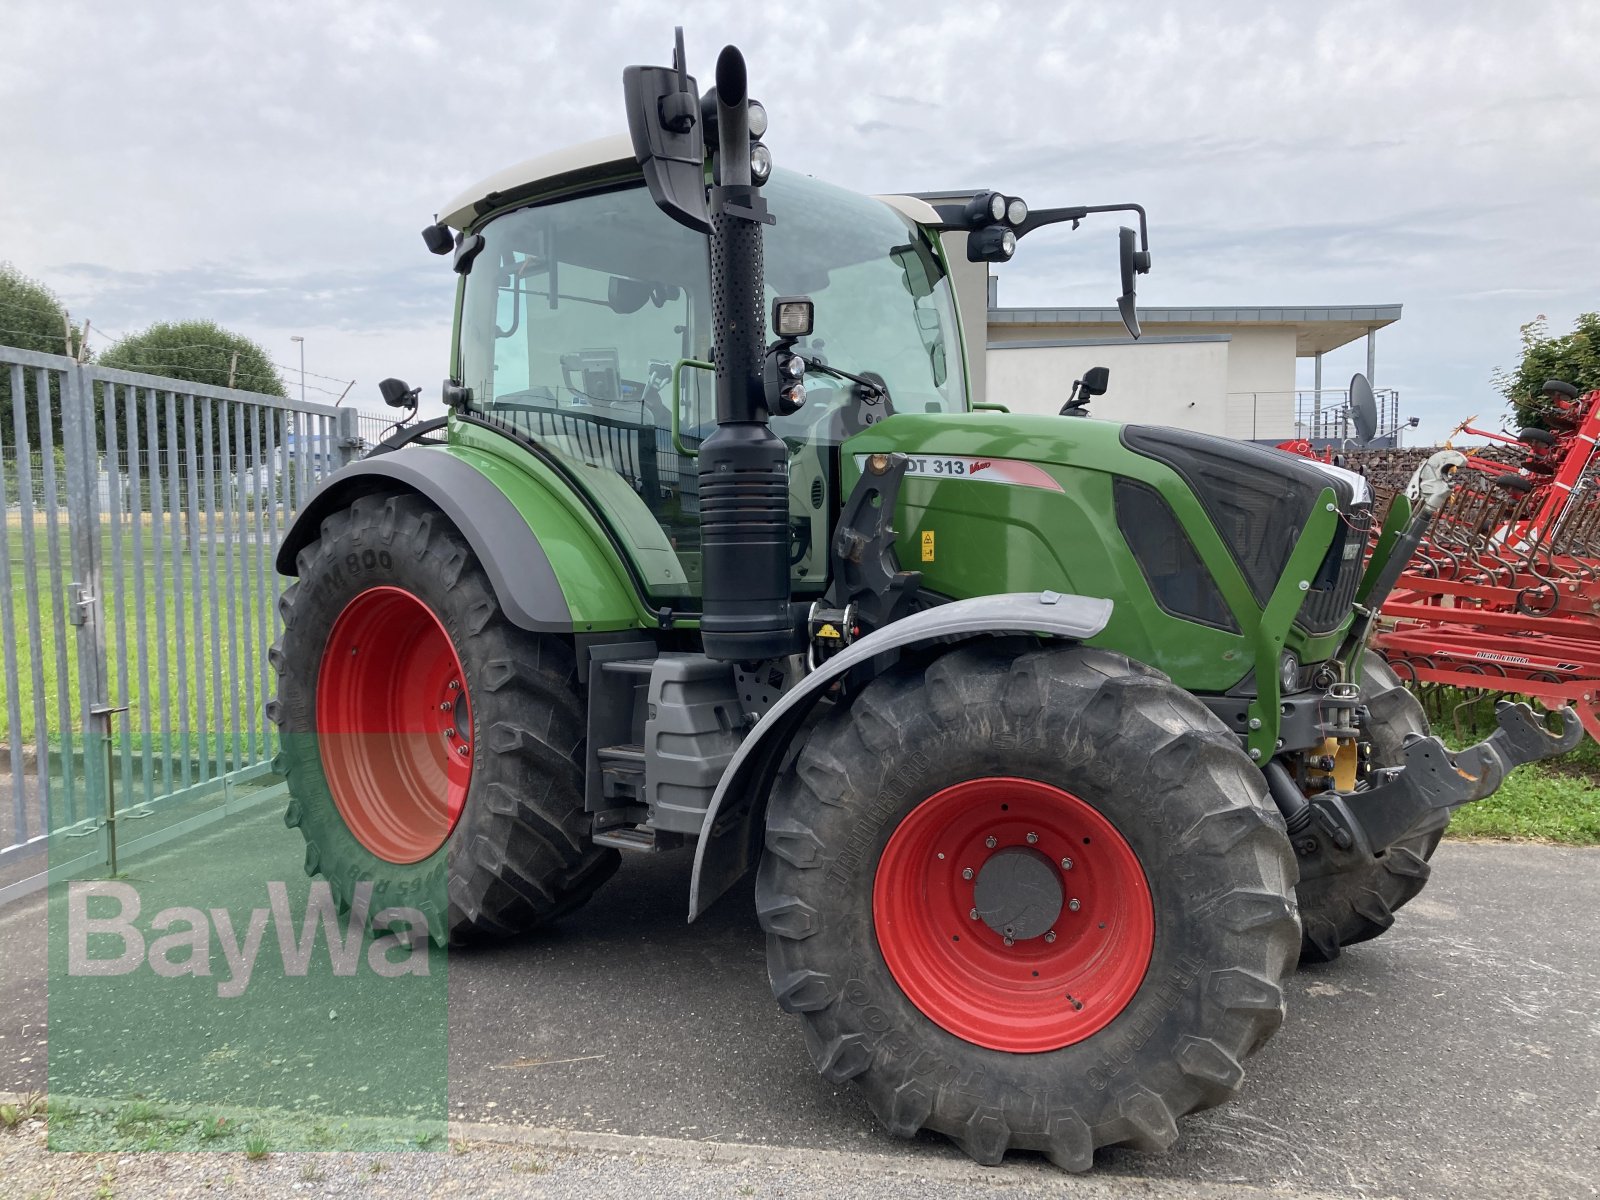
[671,358,714,458]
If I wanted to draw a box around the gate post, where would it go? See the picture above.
[58,362,112,870]
[335,406,361,467]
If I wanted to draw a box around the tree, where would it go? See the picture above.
[0,262,80,357]
[98,320,287,398]
[1493,313,1600,429]
[0,262,87,444]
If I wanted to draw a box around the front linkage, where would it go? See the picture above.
[1286,449,1582,877]
[1293,700,1580,880]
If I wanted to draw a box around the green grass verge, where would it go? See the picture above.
[2,514,281,750]
[1434,692,1600,845]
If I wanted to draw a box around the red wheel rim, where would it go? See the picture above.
[873,777,1154,1053]
[316,586,471,864]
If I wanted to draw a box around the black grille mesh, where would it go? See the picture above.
[1295,504,1372,634]
[1121,425,1370,638]
[1114,479,1240,632]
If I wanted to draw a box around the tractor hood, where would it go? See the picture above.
[842,411,1373,688]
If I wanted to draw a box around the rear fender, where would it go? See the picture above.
[686,591,1114,920]
[276,446,635,633]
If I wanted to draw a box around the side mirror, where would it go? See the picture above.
[1116,226,1146,340]
[608,276,654,314]
[379,377,418,409]
[623,28,709,233]
[421,223,453,255]
[1079,366,1110,398]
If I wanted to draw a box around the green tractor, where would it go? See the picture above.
[270,34,1578,1168]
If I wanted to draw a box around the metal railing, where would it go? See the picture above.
[1222,388,1403,445]
[1293,387,1403,446]
[0,344,380,903]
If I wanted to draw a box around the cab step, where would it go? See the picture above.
[597,743,646,772]
[592,824,680,853]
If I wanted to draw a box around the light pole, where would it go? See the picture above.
[290,335,306,405]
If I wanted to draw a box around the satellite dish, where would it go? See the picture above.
[1349,373,1378,444]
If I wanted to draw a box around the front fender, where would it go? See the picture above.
[276,447,584,632]
[686,591,1114,920]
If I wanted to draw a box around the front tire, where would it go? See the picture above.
[269,491,617,944]
[758,640,1298,1168]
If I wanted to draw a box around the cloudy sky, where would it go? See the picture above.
[4,0,1597,439]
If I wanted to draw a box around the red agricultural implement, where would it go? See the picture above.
[1363,380,1600,742]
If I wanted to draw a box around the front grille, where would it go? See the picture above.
[1295,504,1372,634]
[1120,425,1371,638]
[1120,425,1359,607]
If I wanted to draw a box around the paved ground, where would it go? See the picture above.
[1,812,1596,1198]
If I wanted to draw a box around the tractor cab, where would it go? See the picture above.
[441,141,966,603]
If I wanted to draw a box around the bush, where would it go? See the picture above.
[1493,313,1600,429]
[98,320,286,398]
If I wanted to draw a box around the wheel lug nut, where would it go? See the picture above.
[969,908,979,920]
[1044,931,1056,943]
[961,867,974,880]
[1068,899,1081,912]
[445,727,456,738]
[1060,857,1073,870]
[1002,936,1015,947]
[984,836,997,849]
[1026,832,1038,844]
[458,744,470,756]
[440,701,452,712]
[448,680,461,691]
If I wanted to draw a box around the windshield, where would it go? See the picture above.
[456,168,966,601]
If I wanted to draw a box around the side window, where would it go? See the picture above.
[1114,479,1240,633]
[460,187,713,601]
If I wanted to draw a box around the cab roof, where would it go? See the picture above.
[438,135,637,230]
[437,133,940,230]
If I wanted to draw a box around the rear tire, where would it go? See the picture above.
[759,640,1298,1168]
[1295,652,1443,963]
[269,491,617,944]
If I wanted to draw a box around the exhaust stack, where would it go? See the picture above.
[626,36,799,661]
[697,47,797,661]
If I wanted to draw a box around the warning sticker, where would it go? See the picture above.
[921,530,935,562]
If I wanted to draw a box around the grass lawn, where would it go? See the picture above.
[1444,736,1600,844]
[1,512,283,761]
[1435,693,1600,845]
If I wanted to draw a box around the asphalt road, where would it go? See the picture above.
[2,811,1596,1198]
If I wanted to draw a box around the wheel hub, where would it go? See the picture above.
[973,847,1062,941]
[316,586,472,864]
[873,776,1154,1053]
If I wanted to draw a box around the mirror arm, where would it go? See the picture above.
[1016,203,1149,257]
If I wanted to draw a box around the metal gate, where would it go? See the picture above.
[0,345,375,903]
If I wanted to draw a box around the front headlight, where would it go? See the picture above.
[1279,652,1300,693]
[749,143,773,183]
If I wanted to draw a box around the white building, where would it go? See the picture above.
[984,290,1402,442]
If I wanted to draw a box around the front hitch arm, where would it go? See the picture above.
[1310,701,1582,854]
